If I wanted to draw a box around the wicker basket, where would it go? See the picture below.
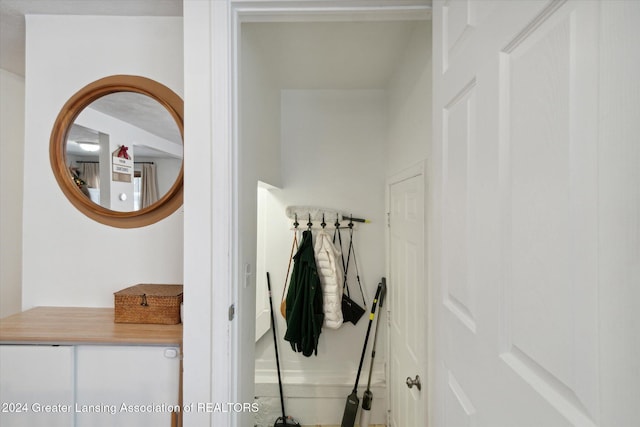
[114,284,183,324]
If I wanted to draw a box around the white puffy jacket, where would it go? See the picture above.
[314,229,344,329]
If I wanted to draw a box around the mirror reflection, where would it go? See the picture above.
[65,92,183,212]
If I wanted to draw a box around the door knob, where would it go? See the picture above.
[406,375,422,391]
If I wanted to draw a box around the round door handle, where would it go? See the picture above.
[406,374,422,391]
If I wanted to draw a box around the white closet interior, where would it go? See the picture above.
[239,19,432,426]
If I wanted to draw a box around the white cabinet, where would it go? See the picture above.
[0,344,180,427]
[75,345,180,426]
[0,345,74,427]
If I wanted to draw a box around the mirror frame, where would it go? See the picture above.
[50,75,184,228]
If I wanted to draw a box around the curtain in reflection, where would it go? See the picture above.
[140,163,159,209]
[80,163,100,188]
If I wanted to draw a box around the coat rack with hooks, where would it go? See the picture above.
[285,206,368,230]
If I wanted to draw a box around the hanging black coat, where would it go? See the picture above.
[284,230,324,357]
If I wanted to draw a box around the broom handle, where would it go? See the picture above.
[267,273,287,423]
[352,283,383,394]
[365,279,386,391]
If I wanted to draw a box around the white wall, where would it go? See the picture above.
[0,69,24,318]
[386,21,432,177]
[22,15,183,308]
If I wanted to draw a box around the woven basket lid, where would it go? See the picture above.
[115,284,183,297]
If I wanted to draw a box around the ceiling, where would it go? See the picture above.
[0,0,183,76]
[243,20,427,90]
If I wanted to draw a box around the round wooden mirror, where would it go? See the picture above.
[50,75,184,228]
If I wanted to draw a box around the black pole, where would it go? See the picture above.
[341,282,384,427]
[364,278,386,391]
[352,283,382,394]
[360,278,387,427]
[267,272,287,425]
[342,215,367,223]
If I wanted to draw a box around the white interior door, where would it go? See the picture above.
[388,165,427,427]
[431,1,639,426]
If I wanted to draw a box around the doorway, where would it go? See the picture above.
[238,13,432,427]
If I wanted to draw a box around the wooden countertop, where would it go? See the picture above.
[0,307,182,346]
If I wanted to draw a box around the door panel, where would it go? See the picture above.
[76,345,180,426]
[0,345,74,427]
[500,2,599,421]
[443,79,477,333]
[432,1,638,426]
[445,369,477,427]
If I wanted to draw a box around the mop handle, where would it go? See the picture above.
[364,280,386,390]
[352,283,383,394]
